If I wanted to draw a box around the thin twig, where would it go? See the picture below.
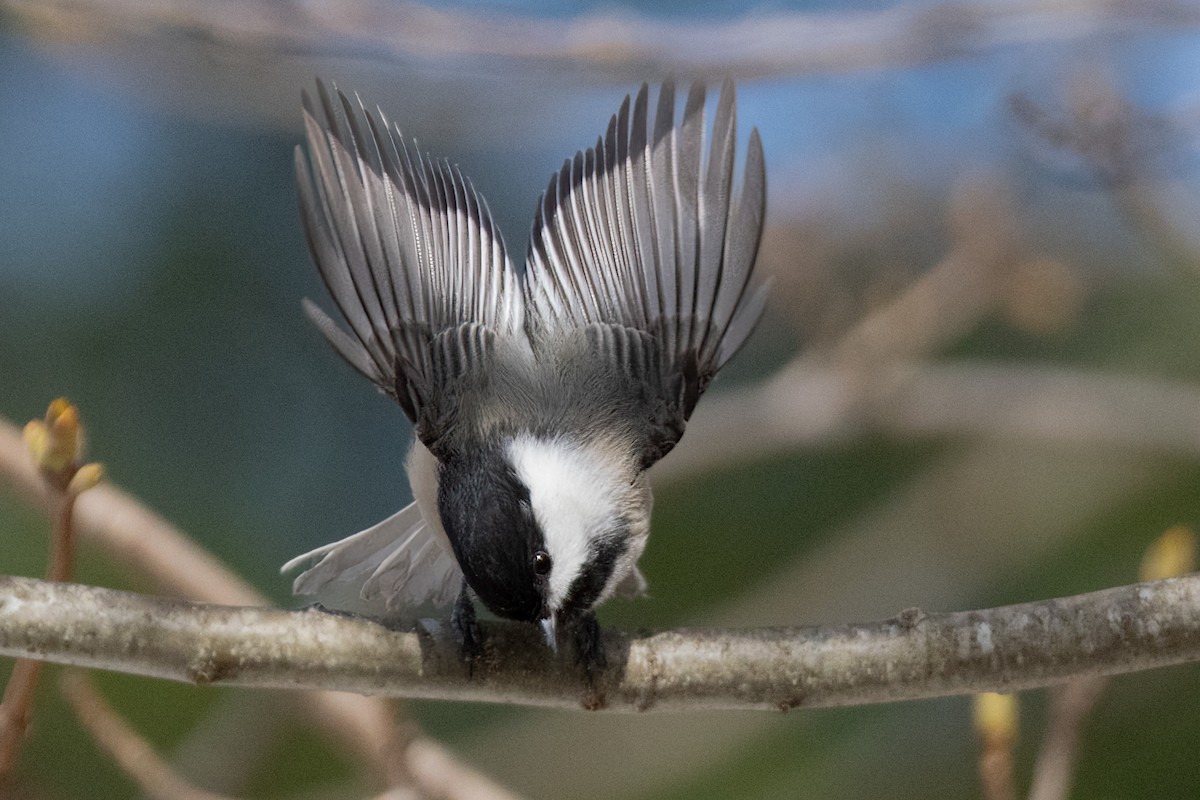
[0,428,81,774]
[0,661,42,775]
[1,574,1198,712]
[47,493,77,583]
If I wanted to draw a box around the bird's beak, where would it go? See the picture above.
[540,614,558,653]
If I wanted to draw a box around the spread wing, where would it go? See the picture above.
[291,81,524,609]
[523,79,768,466]
[296,80,525,453]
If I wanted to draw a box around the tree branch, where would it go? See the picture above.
[1,574,1198,712]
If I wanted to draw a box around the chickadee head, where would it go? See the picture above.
[437,435,647,643]
[435,443,548,624]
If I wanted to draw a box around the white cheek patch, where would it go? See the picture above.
[506,436,623,608]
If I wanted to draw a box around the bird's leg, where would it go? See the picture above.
[451,581,483,671]
[570,610,607,685]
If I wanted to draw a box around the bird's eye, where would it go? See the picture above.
[533,550,552,576]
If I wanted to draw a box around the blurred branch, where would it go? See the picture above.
[824,177,1018,365]
[664,359,1200,482]
[59,672,239,800]
[402,739,522,800]
[1026,676,1107,800]
[62,671,505,800]
[2,573,1199,712]
[1009,72,1200,270]
[661,172,1174,481]
[5,0,1200,79]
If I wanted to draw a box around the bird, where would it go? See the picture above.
[283,78,767,674]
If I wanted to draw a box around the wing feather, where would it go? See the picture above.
[714,127,769,365]
[524,80,768,464]
[673,82,705,359]
[297,80,525,451]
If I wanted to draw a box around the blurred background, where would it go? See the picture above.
[3,0,1200,797]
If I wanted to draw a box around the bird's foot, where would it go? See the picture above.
[571,612,607,709]
[451,584,483,674]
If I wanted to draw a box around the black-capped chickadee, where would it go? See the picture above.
[284,78,767,673]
